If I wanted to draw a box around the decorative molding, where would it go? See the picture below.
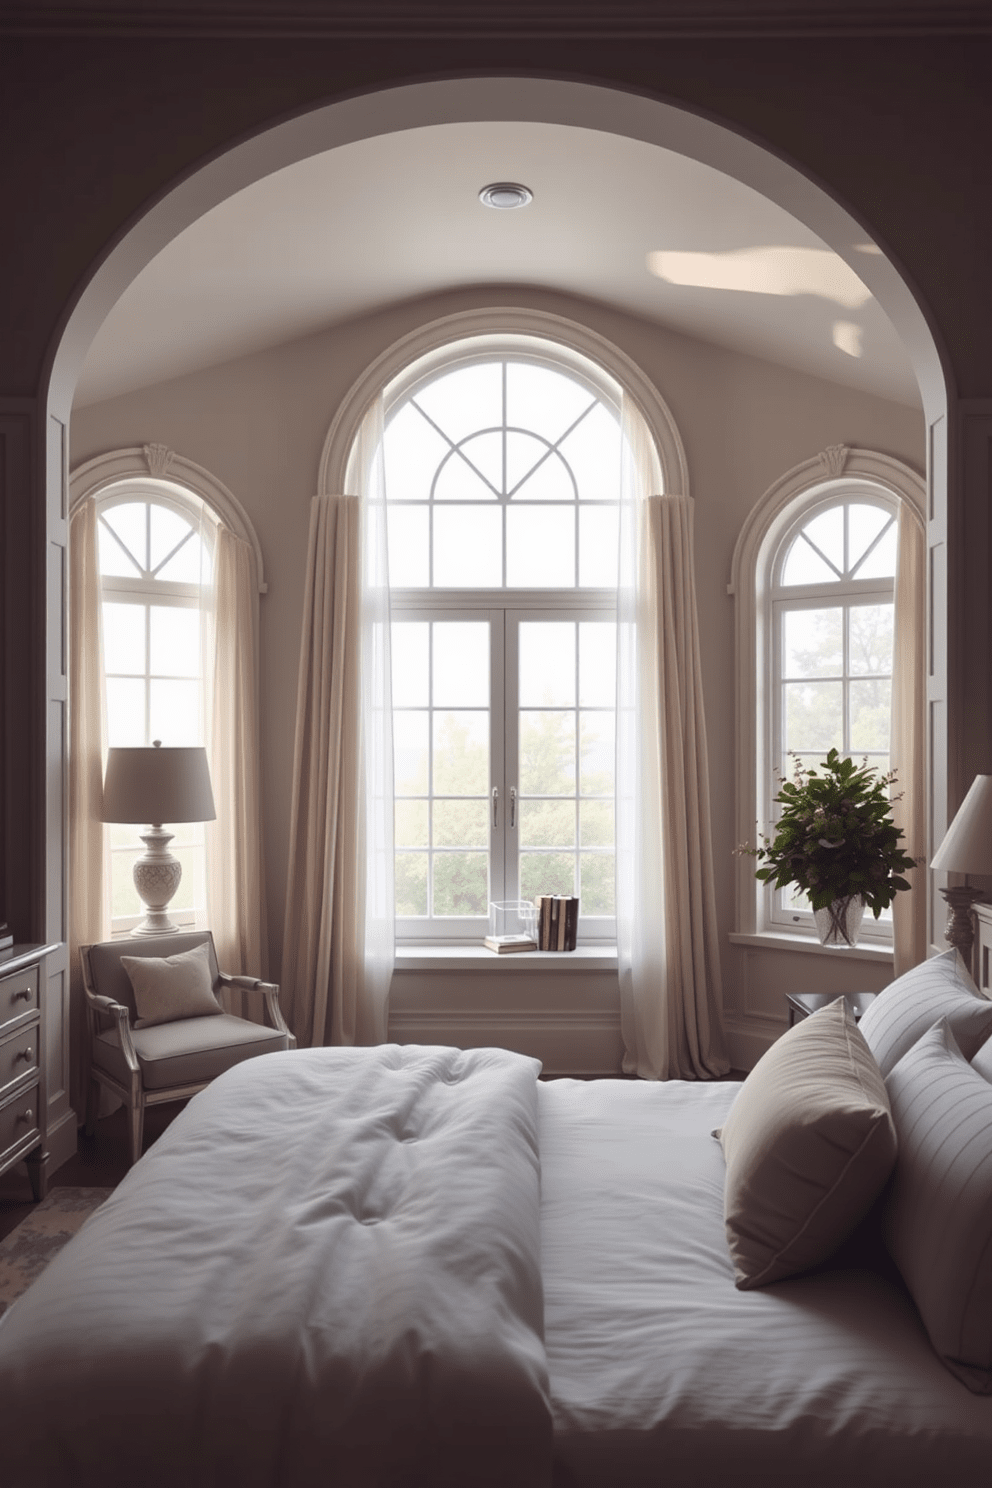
[142,442,175,478]
[816,443,850,477]
[69,446,267,593]
[319,305,688,502]
[3,1,988,39]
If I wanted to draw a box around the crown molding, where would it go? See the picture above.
[2,1,989,39]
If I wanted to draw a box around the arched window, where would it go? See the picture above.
[768,490,897,934]
[380,343,625,942]
[95,482,213,931]
[731,448,926,947]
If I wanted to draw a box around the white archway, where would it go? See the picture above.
[34,75,952,1088]
[47,77,945,424]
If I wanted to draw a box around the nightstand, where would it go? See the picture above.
[785,990,878,1028]
[0,944,54,1201]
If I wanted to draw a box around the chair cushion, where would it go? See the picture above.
[94,1013,289,1091]
[86,933,219,1022]
[715,996,897,1289]
[884,1018,992,1393]
[858,948,992,1076]
[122,941,222,1027]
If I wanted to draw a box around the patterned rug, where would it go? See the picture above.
[0,1186,113,1317]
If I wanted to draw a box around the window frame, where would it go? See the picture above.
[325,310,687,951]
[95,482,214,936]
[764,492,897,940]
[729,450,926,951]
[391,587,618,945]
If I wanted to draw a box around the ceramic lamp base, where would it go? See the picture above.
[131,825,183,936]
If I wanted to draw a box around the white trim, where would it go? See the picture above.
[727,930,895,964]
[394,944,618,971]
[729,446,926,939]
[318,308,689,501]
[69,446,267,593]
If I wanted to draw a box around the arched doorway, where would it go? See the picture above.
[36,76,950,1147]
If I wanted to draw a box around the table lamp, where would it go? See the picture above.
[930,774,992,965]
[102,741,216,936]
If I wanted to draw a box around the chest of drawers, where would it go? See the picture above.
[0,945,53,1201]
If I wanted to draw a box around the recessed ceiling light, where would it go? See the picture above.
[479,183,533,210]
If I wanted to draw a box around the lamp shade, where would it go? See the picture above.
[102,743,216,825]
[930,775,992,876]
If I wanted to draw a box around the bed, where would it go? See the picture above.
[2,955,992,1486]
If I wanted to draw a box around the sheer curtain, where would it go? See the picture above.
[203,523,268,985]
[890,498,927,976]
[616,396,729,1080]
[67,498,111,1116]
[281,397,394,1047]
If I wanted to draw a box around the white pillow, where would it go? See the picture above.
[716,997,897,1289]
[121,942,222,1028]
[858,949,992,1076]
[884,1019,992,1393]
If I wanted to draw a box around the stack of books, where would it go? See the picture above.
[482,933,538,954]
[534,896,579,951]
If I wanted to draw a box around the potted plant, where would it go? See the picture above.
[743,748,918,946]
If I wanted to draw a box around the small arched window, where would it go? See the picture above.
[96,483,213,930]
[767,490,897,935]
[731,448,925,950]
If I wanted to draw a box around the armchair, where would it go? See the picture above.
[81,931,296,1165]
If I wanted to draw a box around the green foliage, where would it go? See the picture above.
[742,748,917,917]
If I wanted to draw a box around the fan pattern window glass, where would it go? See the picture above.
[97,490,211,930]
[384,350,623,940]
[770,494,897,931]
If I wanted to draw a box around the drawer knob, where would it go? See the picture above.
[16,1047,32,1062]
[17,1108,33,1124]
[12,989,31,1002]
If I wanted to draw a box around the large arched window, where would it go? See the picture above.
[380,342,625,942]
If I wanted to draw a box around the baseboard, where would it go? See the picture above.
[44,1106,79,1174]
[723,1012,782,1074]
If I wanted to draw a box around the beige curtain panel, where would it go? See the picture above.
[204,525,268,986]
[616,396,729,1079]
[280,454,393,1050]
[890,499,927,976]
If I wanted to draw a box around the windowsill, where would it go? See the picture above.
[728,930,895,964]
[394,944,619,972]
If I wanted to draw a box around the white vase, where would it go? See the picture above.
[814,895,865,947]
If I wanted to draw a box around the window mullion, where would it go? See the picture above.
[499,609,515,904]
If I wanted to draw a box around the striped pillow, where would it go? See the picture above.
[884,1019,992,1393]
[858,949,992,1076]
[717,997,897,1289]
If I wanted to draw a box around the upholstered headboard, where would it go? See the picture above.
[973,902,992,999]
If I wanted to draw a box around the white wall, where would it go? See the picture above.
[71,284,925,1071]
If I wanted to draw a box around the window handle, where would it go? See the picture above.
[510,787,516,829]
[492,786,498,828]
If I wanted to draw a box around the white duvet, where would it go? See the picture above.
[0,1045,551,1488]
[6,1051,992,1488]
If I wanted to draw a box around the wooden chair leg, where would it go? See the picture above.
[128,1101,145,1166]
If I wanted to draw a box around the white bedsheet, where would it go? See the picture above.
[0,1045,551,1488]
[540,1077,992,1487]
